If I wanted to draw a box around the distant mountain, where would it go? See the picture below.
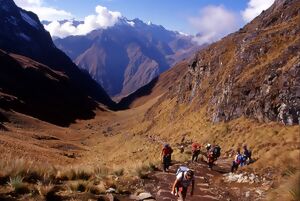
[117,60,188,109]
[0,0,115,110]
[53,18,199,97]
[126,0,300,125]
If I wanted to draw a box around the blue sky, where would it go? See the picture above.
[15,0,275,42]
[43,0,248,33]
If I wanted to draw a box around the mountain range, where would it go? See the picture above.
[53,18,199,98]
[0,0,115,126]
[0,1,299,200]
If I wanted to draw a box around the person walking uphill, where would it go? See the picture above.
[231,148,243,173]
[161,144,173,172]
[171,168,195,201]
[191,142,201,162]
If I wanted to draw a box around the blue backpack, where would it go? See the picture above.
[236,154,243,164]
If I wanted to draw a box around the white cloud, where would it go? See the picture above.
[45,5,121,38]
[14,0,43,7]
[14,0,73,21]
[189,5,240,45]
[242,0,275,22]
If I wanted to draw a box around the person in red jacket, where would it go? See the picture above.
[191,142,201,162]
[161,144,173,172]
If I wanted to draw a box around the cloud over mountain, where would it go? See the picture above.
[189,5,240,45]
[242,0,275,22]
[14,0,73,21]
[44,5,121,38]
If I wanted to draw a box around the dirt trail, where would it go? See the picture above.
[143,159,266,201]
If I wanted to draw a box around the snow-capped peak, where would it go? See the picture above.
[127,20,135,27]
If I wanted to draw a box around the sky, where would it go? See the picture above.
[14,0,275,44]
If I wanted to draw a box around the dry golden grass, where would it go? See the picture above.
[0,76,299,200]
[266,171,300,201]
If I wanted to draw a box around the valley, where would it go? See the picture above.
[0,0,299,200]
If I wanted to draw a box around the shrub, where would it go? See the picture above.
[132,163,150,179]
[94,166,110,179]
[289,173,300,201]
[36,181,54,196]
[113,168,124,177]
[8,176,30,194]
[67,180,91,192]
[57,167,92,181]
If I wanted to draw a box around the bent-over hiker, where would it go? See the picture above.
[172,168,195,201]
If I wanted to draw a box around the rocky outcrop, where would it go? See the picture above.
[149,0,300,125]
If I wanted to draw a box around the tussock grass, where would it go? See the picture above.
[0,157,58,184]
[94,166,110,179]
[8,176,30,194]
[288,172,300,201]
[266,171,300,201]
[67,180,92,192]
[129,162,157,179]
[36,181,54,196]
[113,168,124,177]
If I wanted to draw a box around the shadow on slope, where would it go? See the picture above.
[117,77,159,110]
[0,50,99,127]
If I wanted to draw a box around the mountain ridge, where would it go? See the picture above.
[125,0,300,125]
[53,17,199,97]
[0,0,115,109]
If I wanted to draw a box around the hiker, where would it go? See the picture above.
[205,143,211,152]
[161,144,173,172]
[212,145,221,161]
[191,142,201,162]
[231,148,243,173]
[207,146,215,169]
[171,167,195,201]
[180,145,184,153]
[241,145,252,166]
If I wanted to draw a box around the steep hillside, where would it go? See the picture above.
[146,0,300,125]
[0,0,115,108]
[0,50,103,126]
[54,18,198,97]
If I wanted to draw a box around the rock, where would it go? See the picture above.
[255,189,263,196]
[245,191,250,198]
[106,188,116,193]
[130,192,155,200]
[224,172,261,184]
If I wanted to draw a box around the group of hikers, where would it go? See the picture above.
[231,145,252,172]
[160,142,253,201]
[191,142,221,169]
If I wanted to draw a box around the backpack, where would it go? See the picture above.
[213,146,221,158]
[236,154,243,164]
[176,166,189,179]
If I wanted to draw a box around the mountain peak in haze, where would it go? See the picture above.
[54,17,200,98]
